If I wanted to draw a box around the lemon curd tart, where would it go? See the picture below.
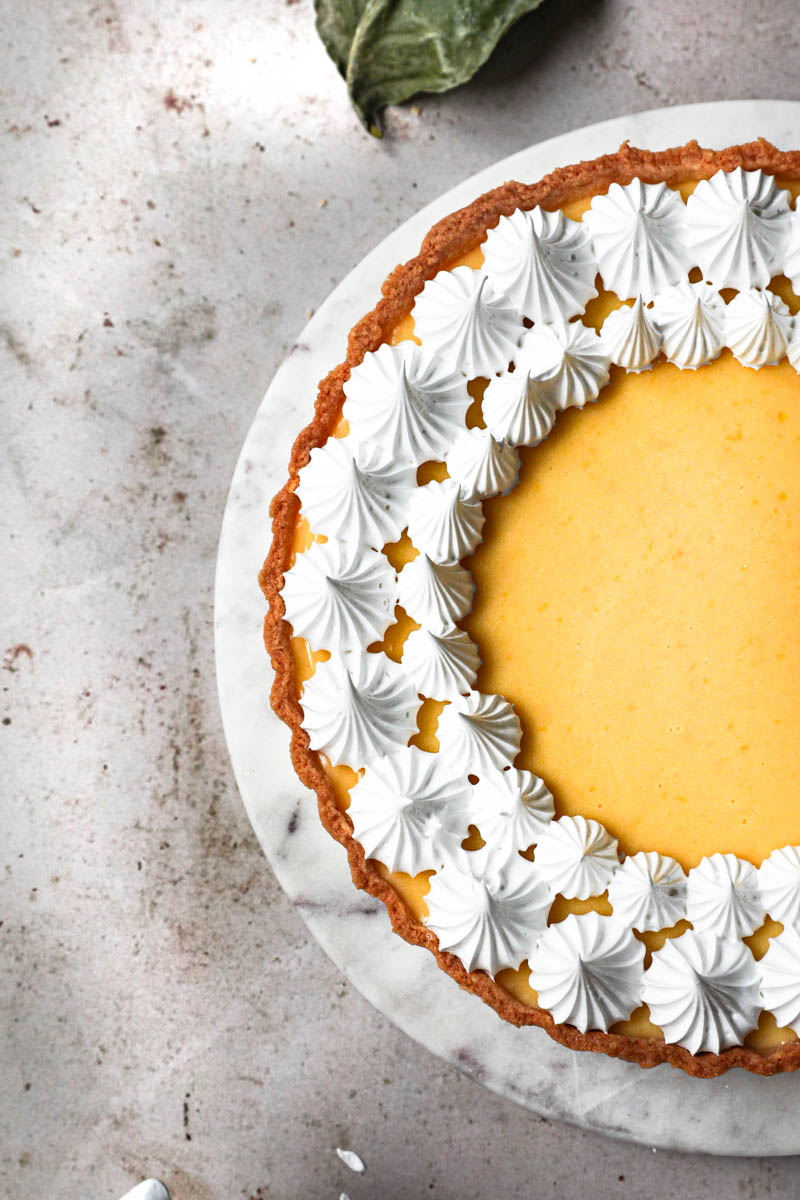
[261,141,800,1076]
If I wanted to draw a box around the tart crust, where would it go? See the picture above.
[260,140,800,1077]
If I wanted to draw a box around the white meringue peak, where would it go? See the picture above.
[347,747,472,875]
[515,321,611,411]
[342,341,471,467]
[759,845,800,929]
[685,167,791,290]
[583,179,691,300]
[482,368,558,447]
[468,767,554,854]
[412,266,523,377]
[607,851,688,932]
[402,625,480,699]
[445,427,519,500]
[282,540,398,655]
[436,690,522,776]
[396,553,475,632]
[783,205,800,293]
[788,321,800,374]
[533,814,619,900]
[300,653,418,768]
[528,913,645,1033]
[425,848,551,974]
[481,206,598,323]
[724,288,792,368]
[296,437,415,546]
[642,931,761,1054]
[406,478,485,563]
[601,297,662,372]
[758,926,800,1034]
[686,853,765,940]
[650,279,726,369]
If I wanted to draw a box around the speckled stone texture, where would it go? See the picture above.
[3,1,800,1197]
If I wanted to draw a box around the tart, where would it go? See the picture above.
[261,140,800,1077]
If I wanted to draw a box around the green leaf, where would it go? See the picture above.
[314,0,547,134]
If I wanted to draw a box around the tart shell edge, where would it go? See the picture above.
[260,139,800,1078]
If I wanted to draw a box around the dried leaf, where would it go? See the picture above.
[314,0,546,134]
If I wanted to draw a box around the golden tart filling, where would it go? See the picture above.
[470,352,800,868]
[264,145,800,1076]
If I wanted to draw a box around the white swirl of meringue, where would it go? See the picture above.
[783,205,800,293]
[296,437,415,546]
[482,368,558,447]
[445,427,519,500]
[788,322,800,375]
[347,747,473,875]
[481,206,598,323]
[686,852,765,940]
[583,179,691,300]
[642,930,761,1054]
[406,478,485,563]
[650,279,726,369]
[467,766,554,854]
[412,266,523,377]
[607,851,688,932]
[533,814,619,900]
[758,845,800,929]
[402,625,480,699]
[396,553,475,633]
[758,926,800,1034]
[342,341,472,466]
[724,288,792,368]
[685,167,791,290]
[528,913,645,1033]
[601,296,662,372]
[515,321,611,411]
[436,690,522,776]
[425,848,551,974]
[300,653,418,768]
[281,540,398,655]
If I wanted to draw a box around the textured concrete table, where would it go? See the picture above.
[4,2,800,1197]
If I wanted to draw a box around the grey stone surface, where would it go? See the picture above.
[3,2,800,1197]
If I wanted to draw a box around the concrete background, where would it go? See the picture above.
[3,1,800,1197]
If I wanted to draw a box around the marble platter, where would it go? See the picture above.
[215,101,800,1155]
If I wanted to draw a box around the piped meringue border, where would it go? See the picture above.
[261,139,800,1078]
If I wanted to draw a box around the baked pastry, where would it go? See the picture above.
[261,140,800,1077]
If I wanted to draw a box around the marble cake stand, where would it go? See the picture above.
[215,101,800,1155]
